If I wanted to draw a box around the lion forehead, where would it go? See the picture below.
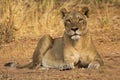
[66,10,86,19]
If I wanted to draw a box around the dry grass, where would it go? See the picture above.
[0,0,119,44]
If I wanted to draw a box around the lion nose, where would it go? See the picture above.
[71,27,78,32]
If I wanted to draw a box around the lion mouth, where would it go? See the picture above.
[71,33,80,40]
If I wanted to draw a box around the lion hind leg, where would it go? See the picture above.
[31,34,53,69]
[4,35,53,69]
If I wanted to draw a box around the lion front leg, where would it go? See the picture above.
[59,55,75,71]
[88,54,104,69]
[59,63,75,71]
[88,61,100,69]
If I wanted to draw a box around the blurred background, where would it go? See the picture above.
[0,0,119,43]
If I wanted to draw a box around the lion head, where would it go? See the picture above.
[61,7,89,40]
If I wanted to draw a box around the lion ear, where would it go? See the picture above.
[60,8,67,18]
[81,7,89,18]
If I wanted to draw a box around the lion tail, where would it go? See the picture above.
[4,62,33,69]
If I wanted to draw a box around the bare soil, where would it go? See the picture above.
[0,6,120,80]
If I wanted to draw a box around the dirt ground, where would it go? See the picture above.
[0,5,120,80]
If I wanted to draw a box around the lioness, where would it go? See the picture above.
[5,7,103,70]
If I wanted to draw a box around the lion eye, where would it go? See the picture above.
[66,19,71,23]
[78,18,83,23]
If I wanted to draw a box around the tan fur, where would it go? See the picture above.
[6,7,103,70]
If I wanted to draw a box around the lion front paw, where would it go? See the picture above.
[88,63,100,69]
[59,63,75,71]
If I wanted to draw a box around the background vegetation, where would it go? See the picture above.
[0,0,120,44]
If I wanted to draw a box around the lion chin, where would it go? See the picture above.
[71,35,80,40]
